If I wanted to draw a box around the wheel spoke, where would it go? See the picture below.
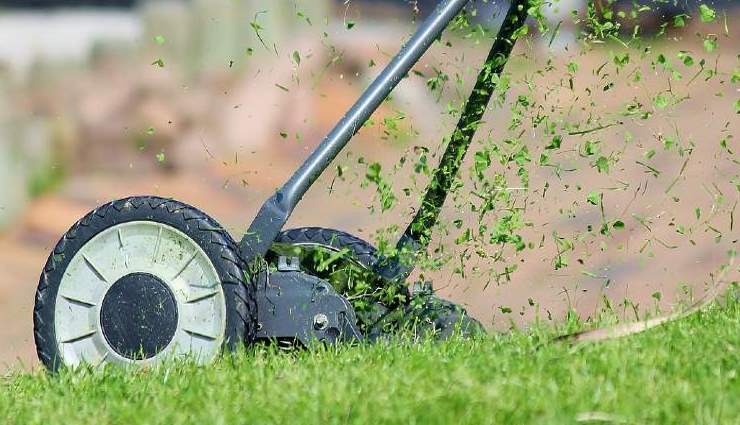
[184,329,218,341]
[82,254,109,283]
[93,352,110,368]
[152,226,163,263]
[172,251,198,280]
[186,290,220,304]
[61,295,96,308]
[60,329,97,344]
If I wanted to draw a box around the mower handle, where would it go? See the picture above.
[240,0,472,262]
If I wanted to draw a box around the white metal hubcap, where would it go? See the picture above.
[54,221,227,367]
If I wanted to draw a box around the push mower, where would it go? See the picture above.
[33,0,529,370]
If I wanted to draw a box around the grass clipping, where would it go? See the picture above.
[556,255,737,343]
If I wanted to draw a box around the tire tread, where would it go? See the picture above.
[34,196,256,370]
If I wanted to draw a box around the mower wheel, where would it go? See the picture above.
[34,196,255,371]
[271,227,404,329]
[272,227,411,302]
[274,227,379,270]
[272,227,484,340]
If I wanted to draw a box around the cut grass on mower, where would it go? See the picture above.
[2,296,738,425]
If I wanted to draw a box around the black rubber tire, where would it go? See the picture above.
[33,196,256,371]
[274,227,380,270]
[404,296,486,340]
[273,226,411,307]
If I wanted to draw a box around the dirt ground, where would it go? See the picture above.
[1,22,738,370]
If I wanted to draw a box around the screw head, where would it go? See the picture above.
[313,313,329,330]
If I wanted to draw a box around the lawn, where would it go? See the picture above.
[1,295,737,425]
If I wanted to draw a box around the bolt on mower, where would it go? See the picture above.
[33,0,530,370]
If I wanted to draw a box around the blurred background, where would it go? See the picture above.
[0,0,737,369]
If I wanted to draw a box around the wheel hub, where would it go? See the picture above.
[100,272,178,360]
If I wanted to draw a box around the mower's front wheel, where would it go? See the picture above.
[34,196,256,371]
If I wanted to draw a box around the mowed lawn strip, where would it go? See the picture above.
[1,296,737,424]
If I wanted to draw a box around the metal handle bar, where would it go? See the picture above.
[241,0,472,261]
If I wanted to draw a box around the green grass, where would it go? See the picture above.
[2,298,737,425]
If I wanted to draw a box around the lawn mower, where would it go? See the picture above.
[33,0,530,370]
